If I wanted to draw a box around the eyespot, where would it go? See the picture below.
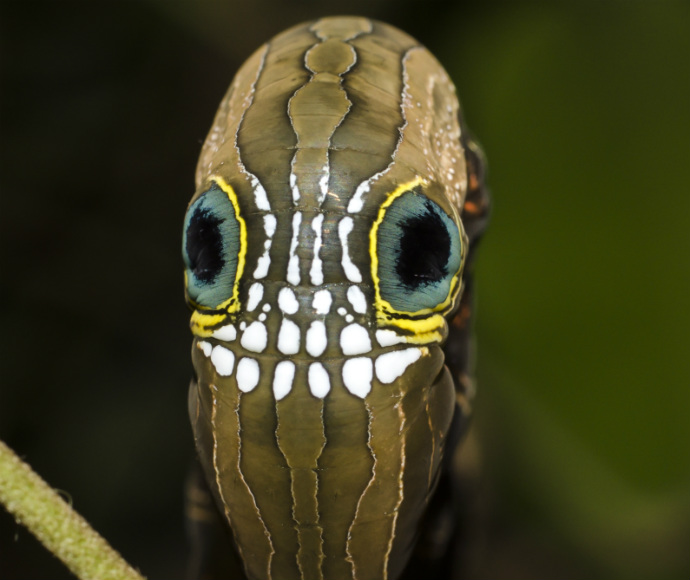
[183,183,243,309]
[375,189,462,313]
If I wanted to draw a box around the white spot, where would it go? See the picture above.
[262,303,271,312]
[277,319,300,355]
[338,217,362,283]
[273,360,295,400]
[259,313,267,322]
[212,325,237,342]
[306,320,328,357]
[318,164,329,203]
[290,172,300,203]
[308,362,330,398]
[340,323,371,355]
[375,329,408,347]
[239,321,247,331]
[287,212,302,285]
[240,321,268,353]
[346,285,367,314]
[312,290,332,314]
[342,357,373,398]
[337,307,347,317]
[278,287,299,315]
[310,214,324,286]
[253,214,277,279]
[210,345,235,376]
[251,176,270,211]
[263,214,277,238]
[246,282,263,312]
[345,314,354,323]
[347,181,370,214]
[236,357,260,393]
[197,340,212,357]
[254,246,270,278]
[375,348,423,384]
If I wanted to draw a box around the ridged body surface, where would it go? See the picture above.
[184,16,489,580]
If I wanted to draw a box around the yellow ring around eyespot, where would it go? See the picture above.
[188,175,248,337]
[369,177,465,341]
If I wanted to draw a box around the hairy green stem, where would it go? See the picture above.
[0,439,146,580]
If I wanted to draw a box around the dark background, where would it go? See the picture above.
[1,1,689,578]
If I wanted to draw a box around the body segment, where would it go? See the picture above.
[183,16,489,580]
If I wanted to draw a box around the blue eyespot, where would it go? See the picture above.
[183,184,241,308]
[376,191,462,313]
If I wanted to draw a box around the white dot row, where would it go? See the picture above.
[197,341,424,400]
[212,318,382,357]
[211,318,409,357]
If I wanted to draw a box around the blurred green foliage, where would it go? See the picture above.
[1,1,688,579]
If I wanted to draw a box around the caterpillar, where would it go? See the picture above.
[182,16,489,580]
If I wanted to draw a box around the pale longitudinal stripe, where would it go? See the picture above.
[210,385,274,579]
[287,29,358,208]
[275,398,327,580]
[382,399,407,579]
[346,48,413,214]
[209,386,244,562]
[345,401,376,578]
[233,44,271,212]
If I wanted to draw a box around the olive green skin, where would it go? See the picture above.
[184,16,489,580]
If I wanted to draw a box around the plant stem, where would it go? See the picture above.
[0,439,146,580]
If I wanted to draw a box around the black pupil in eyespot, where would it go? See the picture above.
[395,200,451,288]
[186,208,224,284]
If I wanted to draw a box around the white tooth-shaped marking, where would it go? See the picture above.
[236,357,260,393]
[287,212,302,285]
[342,357,373,398]
[338,216,362,283]
[306,320,328,357]
[240,321,268,353]
[246,282,264,312]
[212,325,237,342]
[375,329,408,347]
[347,180,370,214]
[273,360,295,400]
[253,214,277,279]
[290,172,300,204]
[250,176,270,211]
[278,287,299,315]
[375,348,423,384]
[277,319,300,355]
[310,214,324,286]
[340,323,371,355]
[197,340,212,357]
[308,362,330,398]
[346,285,367,314]
[318,164,329,203]
[312,289,332,314]
[210,345,235,377]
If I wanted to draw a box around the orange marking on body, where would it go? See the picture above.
[463,200,479,214]
[451,304,471,329]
